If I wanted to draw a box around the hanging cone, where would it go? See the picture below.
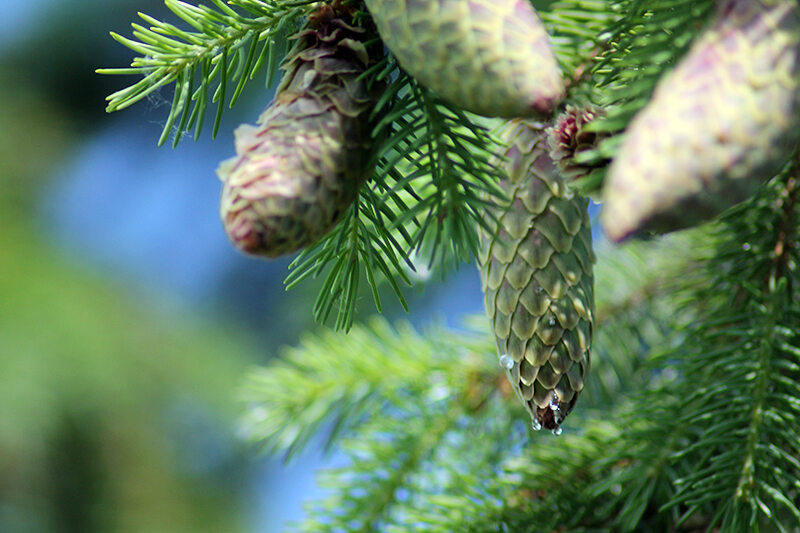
[602,0,800,242]
[479,120,595,431]
[363,0,564,118]
[218,4,382,257]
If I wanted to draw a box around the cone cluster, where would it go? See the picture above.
[214,0,586,429]
[217,5,381,257]
[362,0,564,118]
[479,120,595,431]
[602,0,800,241]
[211,0,800,431]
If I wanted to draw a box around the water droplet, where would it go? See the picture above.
[535,286,544,294]
[531,419,542,431]
[742,243,751,251]
[552,427,563,436]
[549,395,560,412]
[548,317,556,326]
[499,354,514,370]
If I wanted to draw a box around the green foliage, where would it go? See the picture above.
[580,234,694,409]
[0,78,73,211]
[540,0,620,87]
[240,318,495,458]
[660,171,800,531]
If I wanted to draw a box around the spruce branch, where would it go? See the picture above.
[540,0,620,87]
[372,74,507,270]
[239,317,495,458]
[299,399,463,532]
[282,186,415,333]
[385,401,519,532]
[578,169,800,533]
[282,67,508,330]
[97,0,314,144]
[659,169,800,531]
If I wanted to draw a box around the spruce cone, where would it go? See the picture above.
[363,0,564,118]
[480,120,595,431]
[218,5,381,257]
[602,0,800,242]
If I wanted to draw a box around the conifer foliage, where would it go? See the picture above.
[101,0,800,530]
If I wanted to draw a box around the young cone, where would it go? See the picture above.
[548,105,610,184]
[217,4,381,257]
[363,0,564,118]
[602,0,800,242]
[479,120,595,431]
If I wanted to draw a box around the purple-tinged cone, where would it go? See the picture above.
[218,5,382,257]
[602,0,800,242]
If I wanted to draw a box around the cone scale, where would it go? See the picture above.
[217,4,382,257]
[363,0,564,118]
[480,120,595,431]
[602,0,800,241]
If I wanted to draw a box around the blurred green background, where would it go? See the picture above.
[0,2,488,531]
[1,1,311,531]
[1,2,256,531]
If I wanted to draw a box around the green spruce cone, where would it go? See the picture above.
[602,0,800,242]
[480,120,595,431]
[363,0,564,118]
[217,5,381,257]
